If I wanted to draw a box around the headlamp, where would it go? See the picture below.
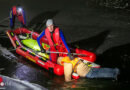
[17,7,22,12]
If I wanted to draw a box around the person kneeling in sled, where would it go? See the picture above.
[57,56,120,82]
[9,5,26,29]
[37,19,73,63]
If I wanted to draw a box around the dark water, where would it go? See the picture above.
[0,33,130,90]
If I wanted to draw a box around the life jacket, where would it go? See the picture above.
[45,27,60,47]
[61,56,81,72]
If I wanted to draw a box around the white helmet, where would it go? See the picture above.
[46,19,53,27]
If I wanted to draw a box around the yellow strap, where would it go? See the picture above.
[61,57,79,69]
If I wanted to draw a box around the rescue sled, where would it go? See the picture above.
[6,28,100,76]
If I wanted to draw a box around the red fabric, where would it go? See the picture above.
[45,28,61,63]
[45,28,67,57]
[45,27,59,46]
[17,15,25,24]
[54,64,64,76]
[50,46,58,63]
[75,48,96,62]
[12,6,17,15]
[54,28,60,45]
[58,44,68,57]
[0,77,3,83]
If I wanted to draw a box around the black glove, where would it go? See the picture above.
[40,46,46,53]
[68,52,74,60]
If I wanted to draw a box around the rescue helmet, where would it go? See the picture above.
[46,19,53,27]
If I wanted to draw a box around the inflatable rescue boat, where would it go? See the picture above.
[6,28,100,76]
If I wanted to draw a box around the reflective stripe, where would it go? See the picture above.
[15,40,19,46]
[39,57,47,62]
[20,47,27,52]
[29,52,36,57]
[10,32,15,37]
[26,56,36,63]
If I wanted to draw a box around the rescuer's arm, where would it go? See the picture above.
[59,30,70,53]
[59,30,74,60]
[37,30,46,52]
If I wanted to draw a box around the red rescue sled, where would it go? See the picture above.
[6,28,100,76]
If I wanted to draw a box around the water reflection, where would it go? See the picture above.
[1,54,122,89]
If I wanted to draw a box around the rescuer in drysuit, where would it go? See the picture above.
[37,19,73,63]
[57,56,120,82]
[9,5,26,29]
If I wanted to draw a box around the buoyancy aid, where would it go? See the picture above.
[44,27,60,63]
[61,56,82,72]
[45,27,60,46]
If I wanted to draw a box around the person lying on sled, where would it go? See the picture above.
[37,19,72,63]
[57,56,120,82]
[9,5,26,29]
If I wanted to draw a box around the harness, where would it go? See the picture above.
[61,57,82,73]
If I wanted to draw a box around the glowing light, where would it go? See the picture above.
[17,7,22,12]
